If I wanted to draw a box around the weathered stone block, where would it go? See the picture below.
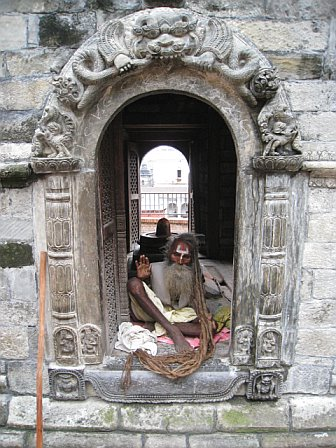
[0,327,29,360]
[0,77,51,111]
[0,243,34,268]
[216,399,288,431]
[307,213,336,242]
[303,243,336,269]
[7,362,49,395]
[0,217,33,242]
[0,374,8,393]
[0,395,10,426]
[8,396,119,430]
[189,433,259,448]
[187,0,265,18]
[0,112,41,144]
[308,188,336,214]
[268,53,323,80]
[290,396,336,430]
[300,268,313,302]
[0,269,10,301]
[120,404,215,433]
[260,431,336,448]
[2,48,75,78]
[283,364,330,394]
[5,267,36,302]
[26,431,142,448]
[0,188,33,218]
[0,301,37,327]
[299,300,336,328]
[39,12,96,48]
[27,15,39,48]
[286,81,336,112]
[0,430,25,447]
[0,0,86,13]
[0,163,34,188]
[298,112,336,141]
[265,0,336,19]
[295,329,336,357]
[144,434,187,448]
[313,270,336,299]
[0,16,27,51]
[229,20,329,52]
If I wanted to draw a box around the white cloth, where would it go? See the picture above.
[115,322,158,355]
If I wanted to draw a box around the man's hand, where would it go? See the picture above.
[135,255,151,281]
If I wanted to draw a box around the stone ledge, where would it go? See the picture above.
[302,161,336,176]
[290,396,336,430]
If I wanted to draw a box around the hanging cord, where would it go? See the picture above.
[122,254,215,388]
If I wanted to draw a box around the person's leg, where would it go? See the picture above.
[127,277,193,353]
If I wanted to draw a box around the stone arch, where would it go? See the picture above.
[30,5,305,403]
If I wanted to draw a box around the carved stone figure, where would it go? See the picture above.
[54,327,79,365]
[247,371,283,400]
[79,325,102,364]
[32,106,75,158]
[259,107,301,157]
[49,369,86,400]
[69,8,264,109]
[233,326,254,364]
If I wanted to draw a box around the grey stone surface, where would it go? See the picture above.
[0,16,27,51]
[0,327,29,360]
[0,301,37,327]
[0,218,33,242]
[286,81,336,112]
[5,267,36,302]
[0,0,87,13]
[26,431,142,448]
[229,20,329,52]
[283,364,331,394]
[260,431,336,448]
[290,396,336,430]
[298,300,336,328]
[308,188,336,213]
[298,112,336,141]
[0,188,33,218]
[0,430,25,448]
[268,53,323,80]
[303,243,336,269]
[8,396,119,430]
[313,270,336,299]
[216,399,289,431]
[0,374,8,393]
[0,395,10,426]
[189,433,260,448]
[0,77,51,111]
[7,362,49,395]
[307,213,336,242]
[120,404,215,433]
[265,0,336,19]
[144,434,187,448]
[0,112,41,143]
[295,328,336,357]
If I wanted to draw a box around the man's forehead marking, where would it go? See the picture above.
[175,242,190,255]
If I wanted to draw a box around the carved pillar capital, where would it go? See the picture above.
[252,155,303,173]
[30,157,82,174]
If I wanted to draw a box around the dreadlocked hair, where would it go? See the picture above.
[122,233,215,389]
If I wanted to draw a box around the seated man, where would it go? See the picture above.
[127,233,212,354]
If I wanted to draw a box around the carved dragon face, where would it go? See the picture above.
[132,10,198,59]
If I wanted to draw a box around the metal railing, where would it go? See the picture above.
[141,192,189,219]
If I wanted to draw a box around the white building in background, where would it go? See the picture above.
[140,146,189,220]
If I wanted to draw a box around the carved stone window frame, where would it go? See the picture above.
[30,6,306,403]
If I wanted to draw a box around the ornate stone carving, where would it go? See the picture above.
[232,325,254,365]
[52,74,83,107]
[247,370,283,400]
[79,325,102,364]
[309,177,336,188]
[31,106,75,158]
[49,367,86,400]
[253,155,303,172]
[68,8,266,109]
[54,327,79,365]
[258,107,301,157]
[256,329,282,368]
[250,67,280,101]
[30,157,81,174]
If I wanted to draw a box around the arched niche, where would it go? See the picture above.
[30,6,305,403]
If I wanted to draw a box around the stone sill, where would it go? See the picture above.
[302,160,336,176]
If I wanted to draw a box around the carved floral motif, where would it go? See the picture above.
[52,75,83,107]
[250,67,280,100]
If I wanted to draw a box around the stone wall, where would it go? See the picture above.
[0,1,336,447]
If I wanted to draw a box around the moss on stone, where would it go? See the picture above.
[222,410,251,427]
[39,15,85,47]
[0,243,34,268]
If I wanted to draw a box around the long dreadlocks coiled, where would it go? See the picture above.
[122,233,215,389]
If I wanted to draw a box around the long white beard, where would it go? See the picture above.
[164,263,194,309]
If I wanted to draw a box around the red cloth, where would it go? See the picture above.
[157,327,230,348]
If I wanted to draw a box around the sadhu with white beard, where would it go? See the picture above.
[127,233,215,354]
